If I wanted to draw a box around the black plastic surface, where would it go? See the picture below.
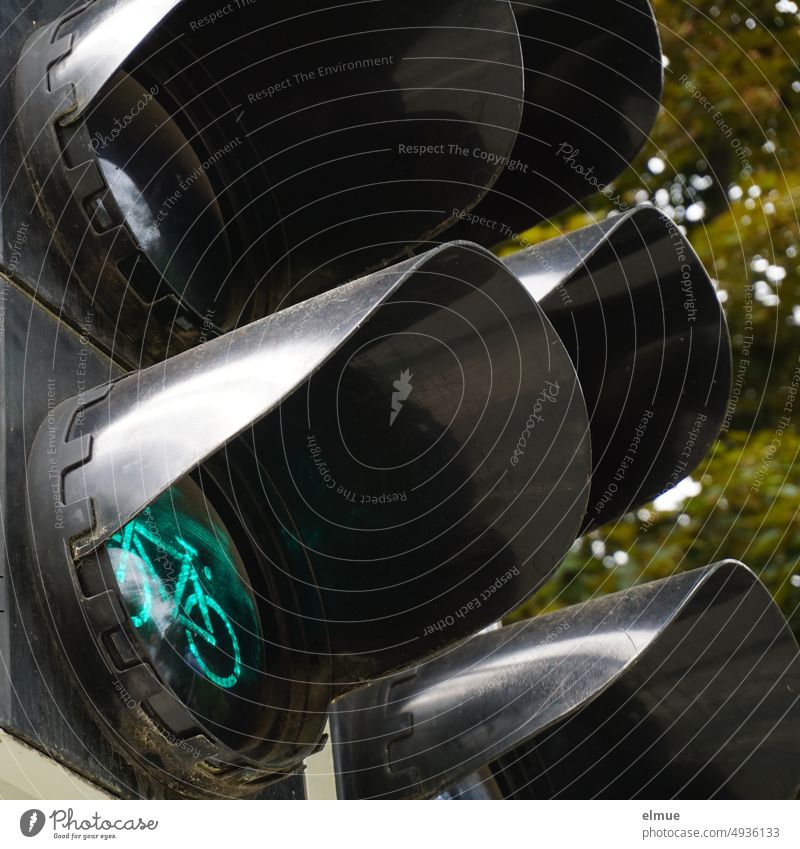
[24,241,591,786]
[504,206,731,529]
[14,0,525,354]
[330,561,800,799]
[0,279,304,798]
[450,0,663,243]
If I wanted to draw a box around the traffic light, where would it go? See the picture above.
[330,561,800,799]
[503,204,731,529]
[12,0,525,359]
[1,0,798,803]
[4,0,544,799]
[451,0,664,242]
[23,241,591,795]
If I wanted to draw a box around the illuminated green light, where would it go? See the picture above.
[106,479,262,708]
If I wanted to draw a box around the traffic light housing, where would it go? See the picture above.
[1,0,798,802]
[12,0,525,360]
[330,561,800,799]
[24,242,591,794]
[503,205,731,529]
[451,0,664,242]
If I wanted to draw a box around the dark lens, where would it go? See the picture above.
[88,71,235,321]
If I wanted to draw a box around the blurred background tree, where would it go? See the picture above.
[506,0,800,637]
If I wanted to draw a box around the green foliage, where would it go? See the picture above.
[506,1,800,636]
[509,429,800,637]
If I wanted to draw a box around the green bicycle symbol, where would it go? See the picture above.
[108,518,243,689]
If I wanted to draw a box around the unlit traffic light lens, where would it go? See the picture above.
[88,71,239,321]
